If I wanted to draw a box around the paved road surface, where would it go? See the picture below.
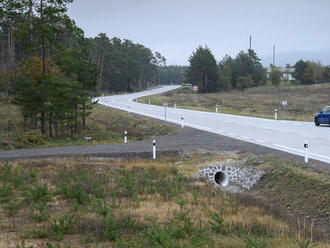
[97,85,330,164]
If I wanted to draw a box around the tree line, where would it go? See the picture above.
[0,0,163,138]
[87,34,165,93]
[185,46,267,93]
[293,60,330,84]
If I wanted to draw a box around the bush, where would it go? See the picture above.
[15,131,45,146]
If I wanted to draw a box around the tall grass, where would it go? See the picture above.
[0,155,328,247]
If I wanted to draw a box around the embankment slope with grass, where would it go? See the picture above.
[0,97,178,150]
[0,152,329,247]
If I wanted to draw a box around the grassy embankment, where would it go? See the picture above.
[139,83,330,121]
[0,96,177,150]
[0,152,329,247]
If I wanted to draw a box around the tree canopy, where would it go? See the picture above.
[0,0,164,138]
[186,46,219,93]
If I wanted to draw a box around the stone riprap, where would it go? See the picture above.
[199,164,264,190]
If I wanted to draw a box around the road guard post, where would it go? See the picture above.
[153,140,156,160]
[304,141,309,163]
[274,109,278,120]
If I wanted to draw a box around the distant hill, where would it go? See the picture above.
[261,49,330,67]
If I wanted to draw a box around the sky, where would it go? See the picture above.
[67,0,330,66]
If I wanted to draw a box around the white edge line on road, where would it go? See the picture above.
[98,87,330,164]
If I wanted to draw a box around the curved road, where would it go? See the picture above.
[97,85,330,164]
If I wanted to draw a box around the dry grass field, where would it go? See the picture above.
[0,152,329,247]
[140,83,330,121]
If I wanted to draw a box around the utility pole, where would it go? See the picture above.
[249,35,252,50]
[273,45,275,66]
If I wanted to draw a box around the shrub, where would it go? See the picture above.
[58,183,88,205]
[0,184,12,202]
[100,214,120,241]
[5,198,22,216]
[144,225,180,248]
[30,203,50,223]
[15,131,45,146]
[25,184,52,203]
[51,213,77,240]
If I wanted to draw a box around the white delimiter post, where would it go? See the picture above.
[153,140,156,160]
[174,102,176,108]
[304,141,309,163]
[215,104,218,113]
[124,130,127,144]
[181,116,184,128]
[274,109,278,120]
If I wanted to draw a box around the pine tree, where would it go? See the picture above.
[186,46,219,93]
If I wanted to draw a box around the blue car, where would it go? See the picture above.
[315,106,330,126]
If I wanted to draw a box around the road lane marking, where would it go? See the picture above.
[273,144,303,153]
[309,152,330,160]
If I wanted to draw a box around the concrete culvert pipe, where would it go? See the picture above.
[214,171,229,187]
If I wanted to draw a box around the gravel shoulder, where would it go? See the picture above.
[0,125,329,174]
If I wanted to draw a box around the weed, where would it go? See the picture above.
[294,239,317,248]
[30,228,49,239]
[92,199,111,217]
[30,203,50,222]
[208,211,227,234]
[16,240,34,248]
[117,174,136,198]
[24,184,52,203]
[58,183,88,205]
[168,210,196,239]
[0,184,12,203]
[144,225,180,248]
[245,237,267,248]
[5,197,22,216]
[51,213,77,240]
[99,214,120,241]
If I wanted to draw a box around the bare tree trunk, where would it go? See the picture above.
[7,24,15,93]
[54,112,58,138]
[97,52,104,91]
[74,107,78,134]
[203,71,208,93]
[28,0,34,55]
[82,102,86,131]
[0,39,4,90]
[40,0,46,135]
[49,112,53,137]
[30,112,37,130]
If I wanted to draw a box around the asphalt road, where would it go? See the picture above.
[97,85,330,164]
